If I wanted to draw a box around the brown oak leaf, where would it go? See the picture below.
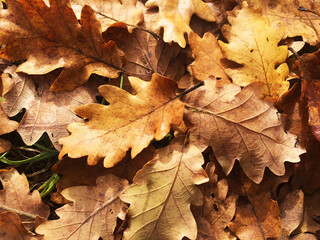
[182,79,304,183]
[120,136,209,240]
[0,0,126,91]
[0,168,50,231]
[219,2,289,99]
[193,163,238,240]
[1,66,103,150]
[145,0,216,47]
[228,177,281,239]
[103,23,185,82]
[59,73,185,167]
[0,212,42,240]
[36,174,128,240]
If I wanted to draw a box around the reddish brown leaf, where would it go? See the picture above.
[1,66,103,149]
[0,212,42,240]
[59,73,185,168]
[0,0,126,91]
[0,169,50,231]
[0,104,18,153]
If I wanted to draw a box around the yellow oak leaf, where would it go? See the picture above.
[219,2,289,99]
[120,136,209,240]
[246,0,320,45]
[145,0,216,47]
[59,73,185,168]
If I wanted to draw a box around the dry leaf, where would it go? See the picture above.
[59,73,185,168]
[70,0,144,33]
[120,136,209,240]
[291,233,317,240]
[0,104,18,153]
[279,190,304,239]
[182,79,304,183]
[188,32,230,84]
[0,212,42,240]
[0,169,50,231]
[145,0,216,47]
[228,177,281,239]
[103,23,185,81]
[245,0,320,45]
[194,163,238,240]
[219,1,289,98]
[0,0,126,91]
[36,174,128,240]
[1,66,103,150]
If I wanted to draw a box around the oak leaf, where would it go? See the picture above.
[193,163,238,240]
[1,66,103,150]
[103,23,185,81]
[279,190,304,239]
[36,174,128,240]
[59,73,185,167]
[145,0,216,47]
[0,104,18,153]
[228,177,281,239]
[120,136,209,240]
[182,79,304,183]
[0,168,50,230]
[188,32,230,84]
[0,212,42,240]
[70,0,144,32]
[0,0,126,91]
[245,0,320,45]
[219,1,289,98]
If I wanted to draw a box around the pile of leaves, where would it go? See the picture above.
[0,0,320,239]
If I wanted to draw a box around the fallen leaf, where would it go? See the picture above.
[299,50,320,142]
[59,73,185,168]
[245,0,320,45]
[298,190,320,234]
[188,32,230,84]
[1,66,103,150]
[36,174,128,240]
[0,212,42,240]
[219,2,289,98]
[193,163,238,240]
[279,190,304,239]
[0,0,126,91]
[145,0,216,47]
[0,104,18,153]
[0,168,50,231]
[120,136,209,240]
[291,233,317,240]
[182,79,304,183]
[103,23,185,81]
[70,0,144,32]
[228,177,281,239]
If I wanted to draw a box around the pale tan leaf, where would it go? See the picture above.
[70,0,144,33]
[0,104,18,153]
[36,174,128,240]
[120,136,209,240]
[59,74,185,168]
[183,79,304,183]
[1,66,103,150]
[0,169,50,231]
[145,0,216,47]
[219,1,289,98]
